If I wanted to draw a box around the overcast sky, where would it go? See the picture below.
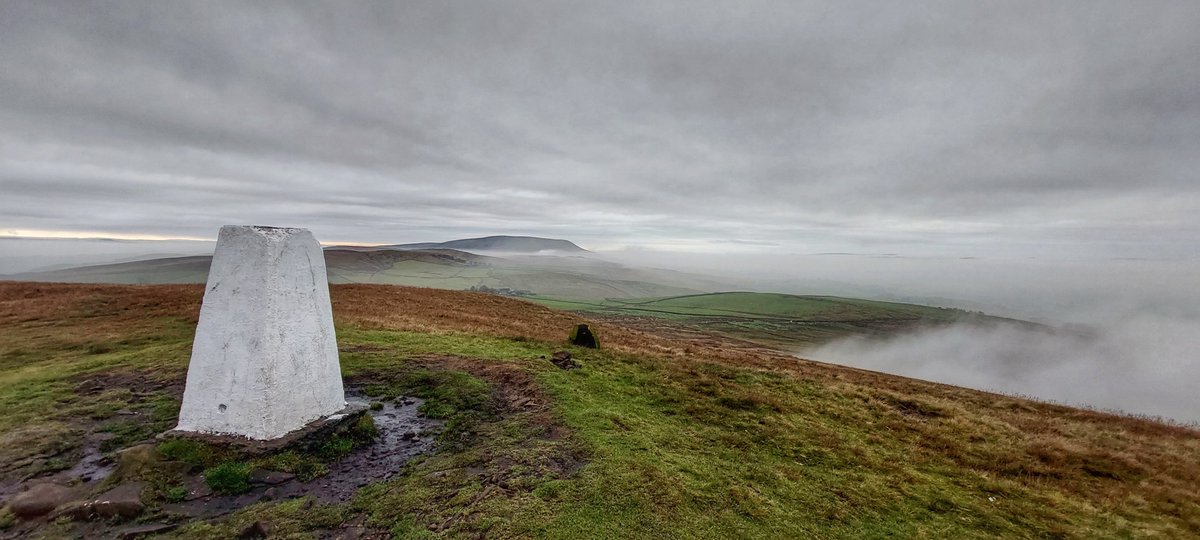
[1,1,1197,256]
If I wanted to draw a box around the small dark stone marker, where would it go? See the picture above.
[550,350,580,370]
[569,324,599,348]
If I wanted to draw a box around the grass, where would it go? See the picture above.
[527,292,1026,349]
[1,282,1198,538]
[204,461,252,495]
[529,291,963,319]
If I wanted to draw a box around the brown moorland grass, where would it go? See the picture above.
[1,281,1199,537]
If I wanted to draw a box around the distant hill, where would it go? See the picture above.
[372,235,587,253]
[0,246,706,299]
[0,255,215,284]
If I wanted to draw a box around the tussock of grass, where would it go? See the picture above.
[204,461,252,495]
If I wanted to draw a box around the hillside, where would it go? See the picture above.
[375,235,588,253]
[1,282,1197,538]
[530,292,1028,349]
[0,256,213,284]
[2,249,700,299]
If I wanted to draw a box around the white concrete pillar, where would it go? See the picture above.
[175,225,347,440]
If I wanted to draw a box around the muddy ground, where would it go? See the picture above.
[0,388,442,540]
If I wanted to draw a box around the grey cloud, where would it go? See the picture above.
[1,1,1198,256]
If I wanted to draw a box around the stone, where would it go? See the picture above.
[91,482,146,519]
[53,482,148,521]
[74,379,104,395]
[238,520,271,539]
[260,487,281,502]
[183,475,212,501]
[111,443,162,481]
[49,500,94,520]
[568,324,599,348]
[8,482,78,518]
[118,523,179,539]
[175,225,348,441]
[550,350,580,370]
[249,469,295,485]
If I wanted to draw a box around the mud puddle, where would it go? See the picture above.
[163,390,441,518]
[0,431,117,505]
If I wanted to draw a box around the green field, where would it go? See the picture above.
[529,292,1008,349]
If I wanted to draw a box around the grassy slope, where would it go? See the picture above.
[1,283,1198,538]
[528,292,1012,349]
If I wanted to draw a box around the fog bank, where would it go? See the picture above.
[809,313,1200,424]
[0,238,214,275]
[603,251,1200,424]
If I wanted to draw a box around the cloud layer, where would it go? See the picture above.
[2,1,1198,254]
[811,313,1200,424]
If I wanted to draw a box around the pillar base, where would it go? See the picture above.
[160,403,369,456]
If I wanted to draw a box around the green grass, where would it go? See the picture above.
[527,292,1014,349]
[530,291,968,321]
[3,285,1196,538]
[204,461,252,495]
[335,328,1193,538]
[0,316,195,479]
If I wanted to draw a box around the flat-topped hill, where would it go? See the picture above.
[376,235,587,253]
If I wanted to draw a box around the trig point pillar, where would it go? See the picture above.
[174,225,348,440]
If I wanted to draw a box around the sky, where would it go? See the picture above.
[1,1,1198,257]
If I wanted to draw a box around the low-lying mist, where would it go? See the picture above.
[606,250,1200,424]
[808,312,1200,424]
[0,237,214,274]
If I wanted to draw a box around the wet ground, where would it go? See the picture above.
[162,390,442,518]
[1,388,441,540]
[0,431,118,505]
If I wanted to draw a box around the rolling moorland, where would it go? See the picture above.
[527,292,1038,351]
[0,246,715,301]
[1,282,1198,538]
[1,236,1025,351]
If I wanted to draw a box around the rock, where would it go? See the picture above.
[8,482,78,518]
[49,500,95,520]
[183,475,212,501]
[568,324,599,348]
[91,482,147,520]
[333,526,367,540]
[112,443,164,481]
[550,351,580,370]
[238,520,271,539]
[401,431,416,441]
[330,514,369,540]
[260,487,281,502]
[512,397,536,409]
[249,469,295,485]
[118,523,179,539]
[45,482,145,522]
[74,379,104,394]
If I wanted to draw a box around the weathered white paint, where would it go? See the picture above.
[175,225,347,440]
